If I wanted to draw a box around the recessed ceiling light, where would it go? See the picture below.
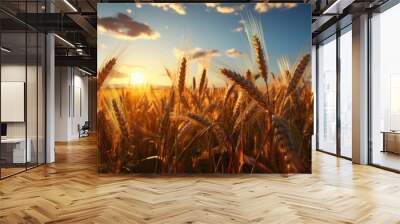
[1,47,11,53]
[78,67,93,76]
[63,0,78,12]
[54,34,75,48]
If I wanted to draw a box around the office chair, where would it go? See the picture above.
[79,121,90,138]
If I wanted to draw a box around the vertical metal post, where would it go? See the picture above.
[367,11,373,164]
[316,44,320,150]
[0,22,2,179]
[336,28,341,157]
[25,0,28,171]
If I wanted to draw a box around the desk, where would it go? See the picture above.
[381,131,400,154]
[1,138,31,163]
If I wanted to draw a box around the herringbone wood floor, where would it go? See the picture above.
[1,136,400,224]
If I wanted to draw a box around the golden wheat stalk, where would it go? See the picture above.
[178,57,187,96]
[186,113,231,152]
[252,35,268,85]
[286,54,311,96]
[165,68,175,86]
[272,115,295,152]
[223,84,235,106]
[160,90,175,134]
[187,113,212,127]
[203,78,208,91]
[199,69,207,96]
[205,103,218,114]
[97,58,116,89]
[192,77,196,90]
[220,68,269,111]
[234,101,258,132]
[233,93,243,117]
[246,70,253,82]
[111,99,129,137]
[271,72,276,80]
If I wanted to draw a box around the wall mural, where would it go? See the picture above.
[97,3,312,174]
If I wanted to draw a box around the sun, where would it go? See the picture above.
[130,71,147,85]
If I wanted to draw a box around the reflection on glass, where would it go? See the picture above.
[340,28,352,158]
[371,3,400,171]
[0,1,47,178]
[38,33,46,165]
[27,31,38,169]
[1,31,27,177]
[318,36,337,154]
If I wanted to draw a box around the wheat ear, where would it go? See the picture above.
[286,54,310,96]
[234,101,258,132]
[223,84,235,106]
[272,115,295,152]
[186,113,230,153]
[246,70,253,82]
[199,68,207,96]
[252,35,268,85]
[112,99,129,137]
[98,58,116,89]
[220,68,269,111]
[178,57,187,96]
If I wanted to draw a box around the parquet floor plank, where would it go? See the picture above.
[0,136,399,223]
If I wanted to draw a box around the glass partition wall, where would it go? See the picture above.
[317,35,337,155]
[0,2,46,179]
[316,26,352,159]
[370,3,400,171]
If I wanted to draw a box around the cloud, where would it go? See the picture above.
[216,6,236,14]
[98,13,160,41]
[225,48,242,58]
[255,3,298,13]
[232,26,243,33]
[173,48,220,60]
[134,3,186,15]
[232,19,245,33]
[205,3,244,14]
[150,3,186,15]
[205,3,219,8]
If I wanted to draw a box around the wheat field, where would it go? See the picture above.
[97,35,312,174]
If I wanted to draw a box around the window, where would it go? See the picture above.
[370,3,400,171]
[317,35,337,154]
[339,27,352,158]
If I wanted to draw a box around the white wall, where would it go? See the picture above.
[1,65,34,138]
[55,66,70,141]
[55,67,89,141]
[1,65,26,141]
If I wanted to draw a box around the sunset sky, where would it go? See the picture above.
[98,3,311,87]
